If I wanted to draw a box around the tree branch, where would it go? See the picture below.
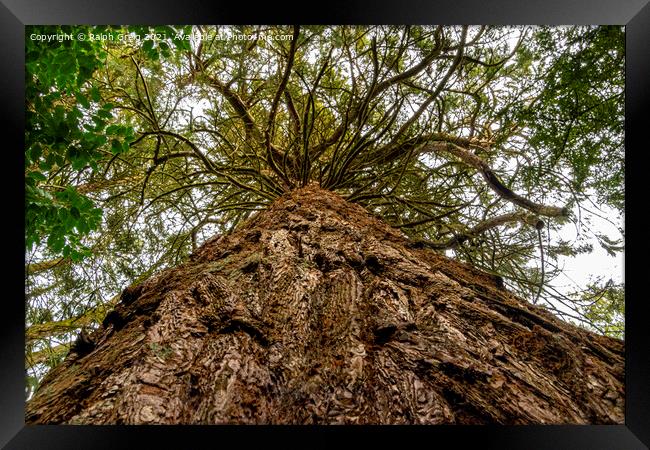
[311,26,446,157]
[412,211,542,250]
[425,142,569,218]
[26,257,68,275]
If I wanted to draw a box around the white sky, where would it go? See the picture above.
[555,205,624,291]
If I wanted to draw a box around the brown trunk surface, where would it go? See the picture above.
[26,184,624,424]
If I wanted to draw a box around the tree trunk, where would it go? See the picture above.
[25,184,624,424]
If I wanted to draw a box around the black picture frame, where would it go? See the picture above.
[3,1,649,448]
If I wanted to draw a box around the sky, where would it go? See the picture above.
[555,204,624,291]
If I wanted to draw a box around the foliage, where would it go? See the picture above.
[570,279,624,339]
[24,25,625,394]
[25,25,135,259]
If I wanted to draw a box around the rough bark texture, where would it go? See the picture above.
[25,184,624,424]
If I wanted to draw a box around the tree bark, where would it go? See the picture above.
[25,184,624,424]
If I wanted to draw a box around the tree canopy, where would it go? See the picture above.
[25,25,624,395]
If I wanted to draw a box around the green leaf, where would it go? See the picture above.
[75,92,90,108]
[90,86,101,102]
[70,206,81,219]
[92,117,107,130]
[106,125,120,135]
[47,233,64,253]
[110,139,123,154]
[28,171,47,182]
[97,109,113,120]
[142,39,154,55]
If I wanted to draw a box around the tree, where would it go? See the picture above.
[25,25,624,423]
[25,184,623,424]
